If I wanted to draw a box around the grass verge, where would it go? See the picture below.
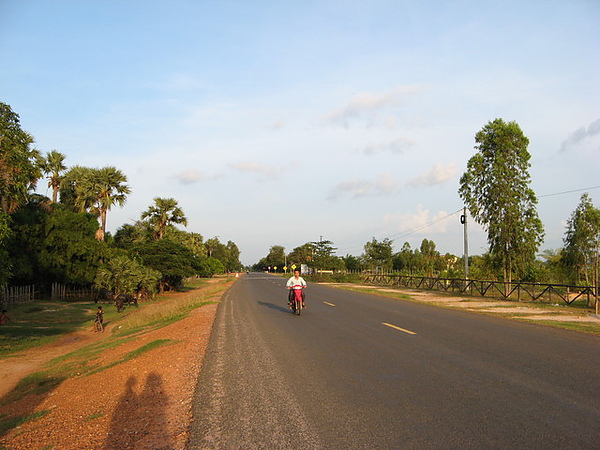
[0,277,233,414]
[0,410,50,437]
[327,282,600,335]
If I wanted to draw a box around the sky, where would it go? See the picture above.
[1,0,599,266]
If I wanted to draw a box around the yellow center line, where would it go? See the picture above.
[382,322,417,335]
[323,301,336,307]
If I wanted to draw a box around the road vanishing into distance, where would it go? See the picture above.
[187,273,600,449]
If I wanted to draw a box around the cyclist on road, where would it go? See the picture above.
[286,269,307,309]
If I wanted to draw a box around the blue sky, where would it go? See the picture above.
[2,0,599,265]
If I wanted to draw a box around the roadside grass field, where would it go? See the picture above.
[329,283,600,335]
[0,277,232,409]
[0,302,117,357]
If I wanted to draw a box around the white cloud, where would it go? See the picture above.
[328,173,400,200]
[322,85,421,127]
[407,162,457,187]
[174,169,222,185]
[228,161,278,179]
[360,137,415,155]
[176,169,203,184]
[560,118,600,152]
[270,119,285,130]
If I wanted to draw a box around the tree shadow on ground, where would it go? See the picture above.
[104,372,173,450]
[0,374,65,439]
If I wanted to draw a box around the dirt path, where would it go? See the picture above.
[0,328,108,399]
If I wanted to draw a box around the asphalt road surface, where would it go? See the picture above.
[187,273,600,449]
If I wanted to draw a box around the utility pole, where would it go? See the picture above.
[461,206,469,279]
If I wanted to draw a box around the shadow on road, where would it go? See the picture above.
[257,301,291,313]
[104,372,173,450]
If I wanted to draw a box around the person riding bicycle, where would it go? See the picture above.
[94,306,104,332]
[286,269,307,309]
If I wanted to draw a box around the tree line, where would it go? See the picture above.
[255,119,599,289]
[0,102,242,299]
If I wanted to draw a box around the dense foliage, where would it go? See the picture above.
[0,102,243,298]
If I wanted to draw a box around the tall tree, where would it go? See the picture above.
[0,102,41,213]
[420,238,440,276]
[288,243,316,266]
[140,197,187,240]
[133,240,199,291]
[40,150,67,203]
[562,193,600,287]
[259,245,286,271]
[309,238,343,271]
[363,237,393,271]
[224,240,242,272]
[66,166,131,241]
[459,118,544,284]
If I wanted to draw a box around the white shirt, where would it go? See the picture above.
[286,275,307,289]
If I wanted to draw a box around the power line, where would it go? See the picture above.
[539,185,600,198]
[336,208,463,254]
[385,208,463,242]
[337,185,600,255]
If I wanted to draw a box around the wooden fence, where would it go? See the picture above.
[0,285,36,308]
[50,284,97,302]
[362,274,598,306]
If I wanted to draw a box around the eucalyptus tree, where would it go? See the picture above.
[288,243,315,267]
[202,237,241,271]
[363,237,393,272]
[40,150,67,203]
[562,193,600,287]
[309,238,343,270]
[258,245,286,271]
[420,238,441,276]
[224,240,242,272]
[0,102,42,213]
[141,197,188,240]
[459,118,544,284]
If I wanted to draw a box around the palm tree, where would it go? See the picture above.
[72,166,131,241]
[141,197,188,240]
[40,150,67,203]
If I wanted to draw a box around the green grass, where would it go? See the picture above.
[0,277,233,413]
[85,411,104,421]
[0,410,50,437]
[335,284,414,302]
[86,339,176,376]
[0,301,120,357]
[112,280,228,336]
[0,373,66,407]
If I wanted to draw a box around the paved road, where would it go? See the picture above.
[187,273,600,449]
